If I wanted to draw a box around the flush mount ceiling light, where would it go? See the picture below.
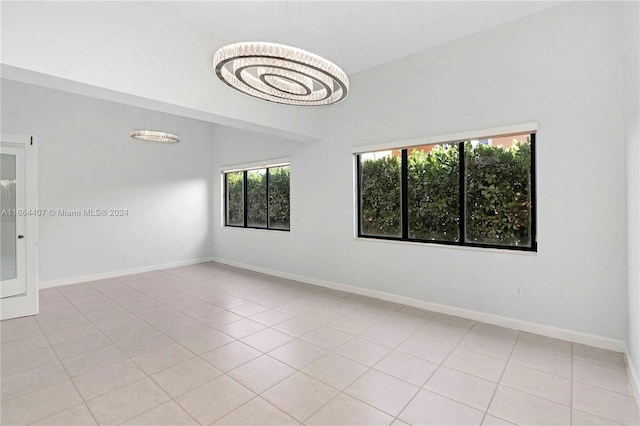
[213,42,349,106]
[130,130,180,143]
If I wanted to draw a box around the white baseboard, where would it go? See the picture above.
[213,256,626,353]
[39,257,216,289]
[625,346,640,403]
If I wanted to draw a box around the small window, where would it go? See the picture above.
[408,143,460,242]
[268,166,291,230]
[357,133,536,251]
[247,169,267,228]
[226,171,244,227]
[465,136,533,247]
[359,150,402,237]
[224,164,290,231]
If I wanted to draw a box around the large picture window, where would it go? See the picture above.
[357,133,536,251]
[224,164,290,231]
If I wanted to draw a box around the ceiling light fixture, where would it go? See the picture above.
[130,130,180,143]
[213,42,349,106]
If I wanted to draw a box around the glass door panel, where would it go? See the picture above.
[1,148,26,298]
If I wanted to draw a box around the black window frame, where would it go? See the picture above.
[224,165,290,232]
[357,133,537,252]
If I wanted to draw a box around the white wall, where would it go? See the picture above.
[1,80,216,282]
[212,2,630,343]
[623,0,640,394]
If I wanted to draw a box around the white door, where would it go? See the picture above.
[1,146,27,297]
[1,135,38,320]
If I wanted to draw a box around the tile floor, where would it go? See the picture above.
[1,262,638,425]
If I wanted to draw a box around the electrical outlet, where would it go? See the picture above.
[515,287,524,297]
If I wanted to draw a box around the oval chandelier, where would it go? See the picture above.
[130,130,180,143]
[213,42,349,106]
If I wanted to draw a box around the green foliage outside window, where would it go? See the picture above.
[226,171,243,226]
[408,145,460,241]
[247,170,267,227]
[268,166,290,230]
[360,155,402,237]
[465,141,532,246]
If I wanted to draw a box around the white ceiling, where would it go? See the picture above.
[150,1,564,74]
[1,0,565,142]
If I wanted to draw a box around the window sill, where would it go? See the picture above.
[353,236,537,256]
[222,226,290,234]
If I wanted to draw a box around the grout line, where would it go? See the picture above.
[202,394,264,425]
[573,356,630,372]
[571,408,626,426]
[301,311,437,422]
[495,366,573,408]
[392,316,479,423]
[203,373,294,424]
[569,379,638,398]
[479,329,520,425]
[123,382,200,426]
[570,341,574,425]
[258,307,423,422]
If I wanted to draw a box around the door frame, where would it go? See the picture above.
[1,134,38,320]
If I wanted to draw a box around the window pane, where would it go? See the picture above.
[247,169,267,228]
[268,166,290,230]
[465,134,533,247]
[359,150,402,237]
[408,144,460,241]
[1,154,17,280]
[226,172,244,226]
